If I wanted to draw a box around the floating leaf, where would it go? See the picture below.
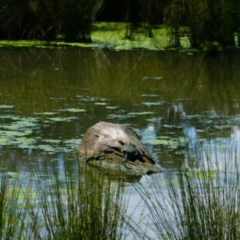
[105,106,119,109]
[146,117,164,122]
[0,105,15,109]
[129,111,154,115]
[17,138,37,149]
[94,102,107,105]
[163,124,182,129]
[177,137,190,145]
[35,112,57,115]
[147,139,170,145]
[2,118,39,131]
[38,145,56,152]
[0,138,8,145]
[147,138,184,149]
[59,108,86,113]
[142,76,162,81]
[142,101,165,106]
[141,94,159,97]
[107,114,135,120]
[64,139,80,147]
[44,139,62,144]
[1,130,31,137]
[48,117,77,122]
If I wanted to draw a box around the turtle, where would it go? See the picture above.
[79,122,155,164]
[122,144,143,163]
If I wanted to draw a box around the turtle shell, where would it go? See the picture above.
[122,144,139,154]
[79,122,155,164]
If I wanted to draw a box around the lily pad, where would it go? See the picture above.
[94,102,107,106]
[147,136,189,148]
[142,76,163,81]
[141,94,159,97]
[107,114,135,120]
[17,138,37,149]
[147,139,170,145]
[146,117,164,122]
[0,138,9,145]
[44,139,62,144]
[0,105,15,109]
[35,112,57,115]
[2,118,39,131]
[163,124,182,129]
[142,101,165,106]
[38,145,56,152]
[0,130,32,137]
[64,139,80,148]
[59,108,86,113]
[79,97,107,102]
[129,111,154,115]
[105,106,119,109]
[48,117,77,122]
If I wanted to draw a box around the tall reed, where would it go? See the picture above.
[136,142,240,239]
[0,159,130,240]
[0,174,28,239]
[28,161,130,240]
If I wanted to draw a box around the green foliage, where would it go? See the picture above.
[120,0,240,49]
[160,0,240,48]
[1,0,240,48]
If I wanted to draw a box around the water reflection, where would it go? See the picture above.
[1,47,240,238]
[0,48,240,172]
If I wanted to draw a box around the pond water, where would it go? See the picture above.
[1,47,240,238]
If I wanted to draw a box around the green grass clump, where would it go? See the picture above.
[0,174,29,239]
[0,160,130,240]
[137,145,240,239]
[31,164,127,239]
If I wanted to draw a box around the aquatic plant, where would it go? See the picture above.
[0,160,131,240]
[0,174,27,239]
[29,162,128,239]
[136,142,240,239]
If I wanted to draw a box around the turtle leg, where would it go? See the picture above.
[122,153,128,163]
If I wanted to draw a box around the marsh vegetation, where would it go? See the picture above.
[1,0,240,49]
[136,143,240,239]
[1,143,240,239]
[0,161,134,240]
[0,47,240,239]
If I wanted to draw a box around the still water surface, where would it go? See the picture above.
[1,47,240,237]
